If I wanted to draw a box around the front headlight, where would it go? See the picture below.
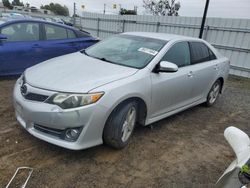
[18,74,24,85]
[46,92,104,109]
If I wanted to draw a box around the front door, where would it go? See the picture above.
[150,41,195,118]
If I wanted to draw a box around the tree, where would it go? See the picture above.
[41,3,69,16]
[11,0,24,6]
[119,8,137,15]
[143,0,180,16]
[2,0,13,9]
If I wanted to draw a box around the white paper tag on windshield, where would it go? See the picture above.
[138,47,158,56]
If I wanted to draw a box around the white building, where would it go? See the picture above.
[13,5,24,11]
[0,2,6,11]
[40,9,53,15]
[13,5,54,15]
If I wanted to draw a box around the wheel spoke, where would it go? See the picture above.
[122,126,128,141]
[122,121,128,132]
[214,85,219,92]
[129,111,135,123]
[208,82,220,104]
[209,91,214,99]
[128,110,132,122]
[121,107,136,142]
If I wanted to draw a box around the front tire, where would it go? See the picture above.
[205,80,222,107]
[103,101,137,149]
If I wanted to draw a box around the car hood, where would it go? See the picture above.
[25,52,138,93]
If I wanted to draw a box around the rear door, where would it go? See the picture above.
[188,41,219,101]
[37,23,80,61]
[74,30,98,50]
[150,41,195,118]
[0,21,41,75]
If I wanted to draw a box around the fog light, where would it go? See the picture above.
[65,128,82,141]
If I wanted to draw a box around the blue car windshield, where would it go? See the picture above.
[84,34,167,69]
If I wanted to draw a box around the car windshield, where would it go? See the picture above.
[85,34,167,69]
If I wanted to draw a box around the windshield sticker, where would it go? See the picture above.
[138,47,158,56]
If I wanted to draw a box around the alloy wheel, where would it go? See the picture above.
[121,106,136,142]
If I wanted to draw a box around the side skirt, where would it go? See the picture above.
[145,98,206,126]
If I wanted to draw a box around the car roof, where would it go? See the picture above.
[0,17,10,24]
[0,18,76,30]
[0,19,6,25]
[123,32,202,42]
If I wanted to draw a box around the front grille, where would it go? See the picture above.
[24,93,49,102]
[34,124,64,138]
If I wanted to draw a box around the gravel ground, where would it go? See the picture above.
[0,76,249,188]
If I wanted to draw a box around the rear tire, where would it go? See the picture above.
[103,101,137,149]
[205,80,222,107]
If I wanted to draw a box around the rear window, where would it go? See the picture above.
[189,42,216,64]
[75,30,90,38]
[67,29,76,39]
[208,48,216,60]
[45,24,67,40]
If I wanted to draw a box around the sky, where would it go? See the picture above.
[19,0,250,19]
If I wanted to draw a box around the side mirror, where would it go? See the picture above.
[224,126,250,163]
[0,34,7,41]
[156,61,178,73]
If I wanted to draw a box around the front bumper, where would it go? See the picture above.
[13,81,109,150]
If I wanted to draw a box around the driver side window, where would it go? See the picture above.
[161,42,190,68]
[0,22,39,42]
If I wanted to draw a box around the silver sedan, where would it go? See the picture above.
[13,32,230,150]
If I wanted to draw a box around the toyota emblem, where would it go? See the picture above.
[20,84,28,96]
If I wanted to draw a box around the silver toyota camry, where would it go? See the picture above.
[13,32,230,150]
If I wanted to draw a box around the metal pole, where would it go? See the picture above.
[122,20,125,33]
[103,4,106,14]
[134,6,138,14]
[73,2,76,26]
[199,0,210,39]
[156,22,160,33]
[97,18,100,37]
[203,25,209,40]
[118,4,122,15]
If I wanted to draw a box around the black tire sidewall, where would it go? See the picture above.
[103,101,137,149]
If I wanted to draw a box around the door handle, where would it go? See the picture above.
[214,64,219,70]
[187,71,194,77]
[32,44,42,48]
[70,42,78,47]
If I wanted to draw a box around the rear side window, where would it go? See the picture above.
[162,42,190,67]
[189,42,216,64]
[45,24,67,40]
[1,22,39,42]
[209,48,216,60]
[75,30,90,38]
[67,29,76,39]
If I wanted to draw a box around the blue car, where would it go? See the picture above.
[0,19,98,76]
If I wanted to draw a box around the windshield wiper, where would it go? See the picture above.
[80,51,114,64]
[98,57,114,63]
[80,50,89,56]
